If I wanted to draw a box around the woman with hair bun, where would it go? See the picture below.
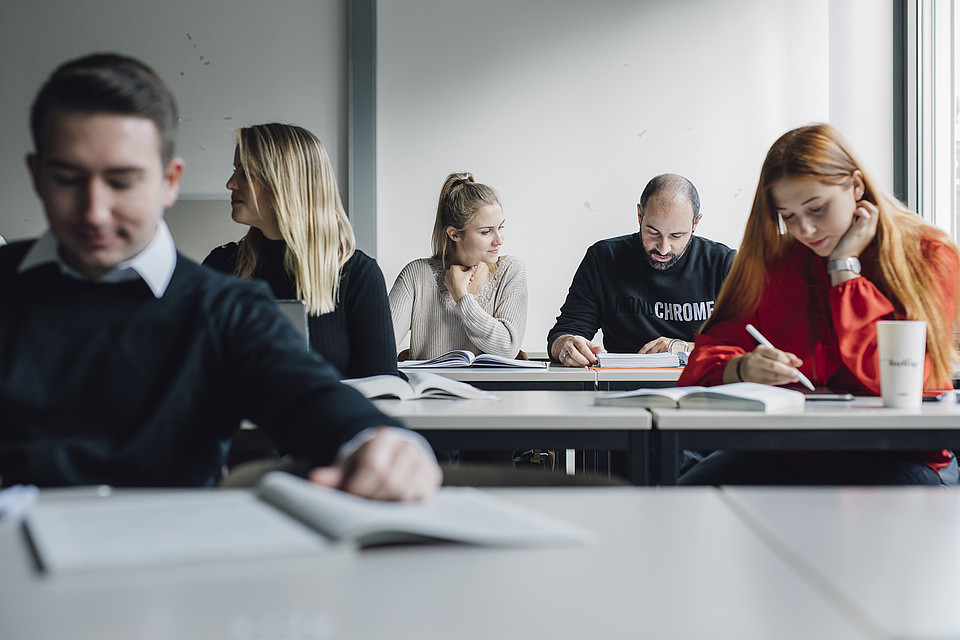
[204,123,397,380]
[390,172,528,360]
[679,123,960,486]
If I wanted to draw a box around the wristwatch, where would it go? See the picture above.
[826,256,861,274]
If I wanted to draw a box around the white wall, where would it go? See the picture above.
[0,0,346,260]
[376,0,894,353]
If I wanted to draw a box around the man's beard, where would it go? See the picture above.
[645,244,689,270]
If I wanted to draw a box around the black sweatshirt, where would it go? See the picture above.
[547,233,736,353]
[203,239,398,379]
[0,241,401,487]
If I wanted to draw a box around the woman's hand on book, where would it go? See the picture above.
[309,428,442,502]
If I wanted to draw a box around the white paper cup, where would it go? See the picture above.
[876,320,927,408]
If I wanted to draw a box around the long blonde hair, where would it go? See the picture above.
[234,123,355,314]
[430,172,500,268]
[705,124,960,384]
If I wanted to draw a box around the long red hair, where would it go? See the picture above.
[704,124,960,384]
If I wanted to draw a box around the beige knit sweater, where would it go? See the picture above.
[389,255,528,360]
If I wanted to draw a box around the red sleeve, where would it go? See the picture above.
[678,317,757,387]
[830,239,958,393]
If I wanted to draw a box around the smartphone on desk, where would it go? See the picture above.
[804,393,855,402]
[922,390,954,402]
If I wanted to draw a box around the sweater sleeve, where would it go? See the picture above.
[388,261,417,348]
[546,247,603,352]
[219,281,403,467]
[455,257,528,358]
[342,254,399,378]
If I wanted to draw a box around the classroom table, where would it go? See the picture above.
[653,395,960,485]
[723,486,960,640]
[399,364,598,390]
[373,390,653,485]
[399,364,684,391]
[0,487,877,640]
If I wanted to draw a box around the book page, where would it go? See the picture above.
[401,350,475,368]
[343,374,415,400]
[405,372,498,400]
[25,490,334,573]
[257,472,594,548]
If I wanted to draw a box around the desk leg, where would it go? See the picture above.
[627,431,650,486]
[657,432,681,486]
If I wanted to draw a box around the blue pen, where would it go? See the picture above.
[745,324,816,391]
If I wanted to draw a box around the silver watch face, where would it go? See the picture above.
[829,257,860,274]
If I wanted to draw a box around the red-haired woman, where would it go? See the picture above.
[679,124,960,485]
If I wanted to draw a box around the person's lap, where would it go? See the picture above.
[678,450,945,486]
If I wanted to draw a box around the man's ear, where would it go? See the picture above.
[161,157,185,209]
[637,204,643,228]
[445,226,460,243]
[26,153,41,196]
[692,213,702,232]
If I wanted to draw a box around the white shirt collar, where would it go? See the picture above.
[17,220,178,298]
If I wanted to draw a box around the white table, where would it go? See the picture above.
[374,391,652,484]
[399,365,684,390]
[0,487,877,640]
[652,396,960,484]
[723,486,960,640]
[399,364,598,390]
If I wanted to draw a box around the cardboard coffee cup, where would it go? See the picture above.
[876,320,926,408]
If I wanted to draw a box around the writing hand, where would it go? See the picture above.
[309,428,442,502]
[444,264,476,302]
[639,336,688,354]
[732,345,805,386]
[553,334,602,367]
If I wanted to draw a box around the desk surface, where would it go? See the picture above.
[1,487,875,640]
[400,364,596,383]
[724,486,960,640]
[374,390,652,431]
[651,395,960,429]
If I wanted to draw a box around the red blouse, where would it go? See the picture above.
[680,237,958,469]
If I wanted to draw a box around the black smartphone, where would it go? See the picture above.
[804,393,855,402]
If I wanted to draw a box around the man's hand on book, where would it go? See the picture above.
[309,428,442,502]
[639,336,689,354]
[553,334,602,367]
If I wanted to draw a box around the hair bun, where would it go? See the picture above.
[451,172,474,188]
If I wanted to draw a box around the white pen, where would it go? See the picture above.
[744,323,816,391]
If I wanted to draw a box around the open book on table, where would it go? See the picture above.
[594,352,683,368]
[343,372,497,400]
[401,349,547,369]
[25,473,592,573]
[594,382,806,412]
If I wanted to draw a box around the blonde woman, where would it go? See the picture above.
[679,124,960,485]
[204,123,396,379]
[390,172,527,360]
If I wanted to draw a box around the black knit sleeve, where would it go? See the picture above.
[339,251,400,378]
[546,245,603,353]
[215,279,402,467]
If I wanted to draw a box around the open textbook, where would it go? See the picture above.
[25,473,592,573]
[594,352,683,368]
[401,350,547,369]
[594,382,806,412]
[343,372,497,400]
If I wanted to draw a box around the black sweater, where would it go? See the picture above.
[203,240,398,379]
[0,241,402,487]
[547,233,736,353]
